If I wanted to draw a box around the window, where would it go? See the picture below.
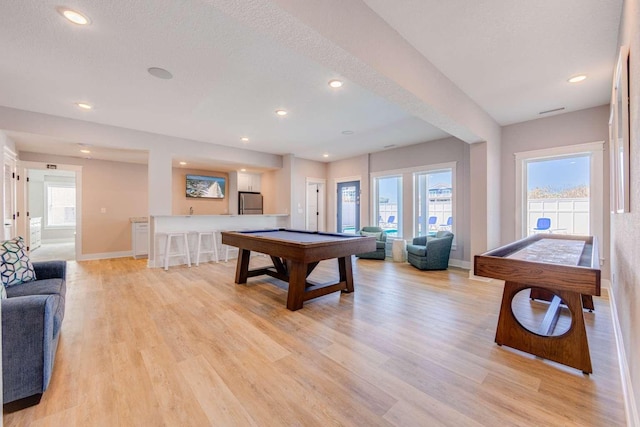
[515,142,604,246]
[374,175,402,238]
[46,183,76,227]
[525,155,590,236]
[415,167,454,237]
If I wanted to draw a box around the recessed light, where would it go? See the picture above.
[240,168,246,172]
[341,130,354,135]
[568,75,587,83]
[179,161,187,166]
[75,102,92,110]
[148,67,173,80]
[80,149,91,154]
[240,137,249,142]
[328,79,343,88]
[58,8,90,25]
[275,109,288,116]
[323,154,329,158]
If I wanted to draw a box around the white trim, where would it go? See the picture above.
[448,258,470,270]
[333,176,362,233]
[514,141,605,162]
[370,173,403,235]
[608,283,640,427]
[77,250,133,261]
[305,177,326,232]
[41,238,74,244]
[514,142,605,263]
[468,272,493,282]
[18,161,83,261]
[370,161,457,178]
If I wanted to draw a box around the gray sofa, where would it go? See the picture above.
[406,231,454,270]
[2,260,66,408]
[356,226,387,260]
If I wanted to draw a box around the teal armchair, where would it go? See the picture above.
[406,231,453,270]
[356,226,387,260]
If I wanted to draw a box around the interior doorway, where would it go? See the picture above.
[306,179,326,232]
[21,165,81,262]
[336,180,360,234]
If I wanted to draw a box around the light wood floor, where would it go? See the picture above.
[4,257,626,426]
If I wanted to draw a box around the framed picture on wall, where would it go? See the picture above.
[611,45,630,213]
[609,106,617,213]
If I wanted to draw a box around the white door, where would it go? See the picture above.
[306,180,325,232]
[3,150,17,240]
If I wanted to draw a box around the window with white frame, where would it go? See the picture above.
[45,182,76,227]
[414,166,454,237]
[373,175,402,238]
[515,142,604,246]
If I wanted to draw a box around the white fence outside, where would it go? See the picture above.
[527,197,589,235]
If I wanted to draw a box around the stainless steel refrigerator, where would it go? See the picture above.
[238,192,263,215]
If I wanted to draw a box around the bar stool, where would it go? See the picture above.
[221,231,233,262]
[220,229,264,262]
[160,232,191,270]
[192,230,219,266]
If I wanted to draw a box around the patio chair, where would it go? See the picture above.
[533,217,551,232]
[387,215,396,225]
[428,216,437,230]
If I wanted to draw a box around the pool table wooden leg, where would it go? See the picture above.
[235,249,251,284]
[286,261,306,311]
[338,256,354,293]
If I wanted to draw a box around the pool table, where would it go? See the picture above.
[221,229,376,310]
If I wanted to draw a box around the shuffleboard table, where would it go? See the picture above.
[474,234,600,373]
[221,229,376,311]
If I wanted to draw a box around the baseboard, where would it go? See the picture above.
[448,259,471,270]
[41,238,75,244]
[608,284,640,427]
[77,251,133,261]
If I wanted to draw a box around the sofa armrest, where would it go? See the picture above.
[2,295,57,403]
[33,261,67,281]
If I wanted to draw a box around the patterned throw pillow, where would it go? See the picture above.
[0,283,6,299]
[0,237,37,287]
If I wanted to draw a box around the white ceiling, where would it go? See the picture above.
[0,0,622,168]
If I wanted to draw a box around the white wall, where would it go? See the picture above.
[611,0,640,423]
[501,105,611,278]
[369,137,470,263]
[290,157,327,230]
[326,154,370,233]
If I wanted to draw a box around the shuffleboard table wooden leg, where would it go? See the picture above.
[496,281,593,373]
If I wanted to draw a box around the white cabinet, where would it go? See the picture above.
[30,217,42,251]
[132,222,149,258]
[238,173,261,192]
